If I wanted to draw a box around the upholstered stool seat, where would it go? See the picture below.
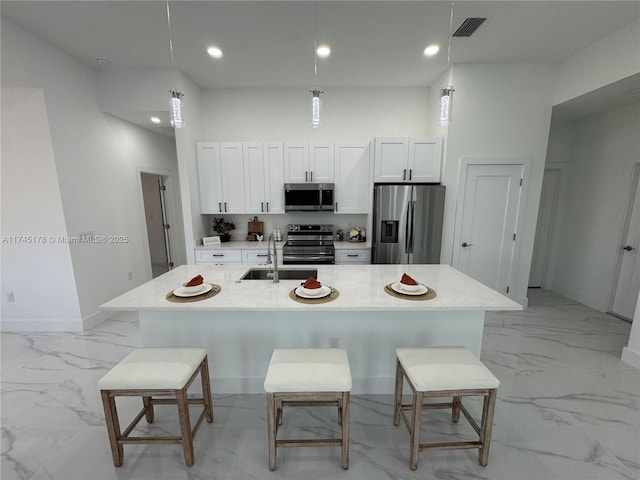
[98,347,214,467]
[264,348,352,471]
[393,346,499,470]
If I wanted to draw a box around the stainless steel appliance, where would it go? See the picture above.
[372,184,445,264]
[284,183,334,212]
[283,224,335,264]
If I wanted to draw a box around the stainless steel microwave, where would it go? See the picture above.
[284,183,334,212]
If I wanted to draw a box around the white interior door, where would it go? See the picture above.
[454,163,524,295]
[612,164,640,320]
[529,169,561,288]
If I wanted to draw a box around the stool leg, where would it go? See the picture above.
[409,390,423,471]
[393,358,403,426]
[479,388,497,466]
[142,396,154,423]
[452,395,461,423]
[200,357,214,423]
[266,392,277,471]
[176,388,194,467]
[100,390,124,467]
[341,392,350,470]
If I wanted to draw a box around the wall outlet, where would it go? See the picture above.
[329,337,339,348]
[127,272,133,281]
[7,291,15,302]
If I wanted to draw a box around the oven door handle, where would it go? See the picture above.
[283,255,333,262]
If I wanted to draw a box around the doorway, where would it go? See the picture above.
[140,172,173,277]
[529,169,562,288]
[610,163,640,321]
[453,160,528,295]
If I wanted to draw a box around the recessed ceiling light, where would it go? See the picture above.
[207,46,223,59]
[150,116,161,124]
[423,44,440,57]
[316,45,331,58]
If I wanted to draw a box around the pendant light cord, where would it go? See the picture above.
[166,1,175,66]
[313,1,318,86]
[446,1,454,87]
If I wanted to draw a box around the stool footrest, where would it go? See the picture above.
[277,439,342,448]
[420,440,482,451]
[282,400,339,407]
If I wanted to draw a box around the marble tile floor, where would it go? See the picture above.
[1,289,638,480]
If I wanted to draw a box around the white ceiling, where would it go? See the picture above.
[2,1,640,123]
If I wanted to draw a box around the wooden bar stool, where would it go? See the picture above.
[264,348,352,471]
[393,346,499,470]
[98,347,214,467]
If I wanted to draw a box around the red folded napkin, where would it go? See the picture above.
[303,276,322,289]
[185,274,204,287]
[400,273,418,285]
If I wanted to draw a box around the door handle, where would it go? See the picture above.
[335,202,338,212]
[266,202,269,212]
[622,245,635,251]
[310,171,313,182]
[461,242,474,247]
[305,171,308,182]
[218,202,222,213]
[261,202,264,212]
[403,169,407,181]
[224,202,228,212]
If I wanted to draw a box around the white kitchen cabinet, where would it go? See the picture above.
[242,250,270,265]
[195,249,242,265]
[334,142,371,214]
[243,142,285,214]
[197,142,246,214]
[284,142,334,183]
[336,248,371,264]
[374,137,442,183]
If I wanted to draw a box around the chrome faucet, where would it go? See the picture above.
[266,233,279,283]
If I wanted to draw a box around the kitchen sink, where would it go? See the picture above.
[239,268,317,281]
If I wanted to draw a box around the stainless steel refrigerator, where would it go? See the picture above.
[372,184,445,264]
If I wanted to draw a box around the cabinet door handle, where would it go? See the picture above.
[403,169,407,181]
[261,202,264,212]
[224,202,228,212]
[256,254,268,257]
[335,202,338,212]
[266,202,269,212]
[310,171,313,182]
[305,171,308,182]
[212,254,224,257]
[409,169,412,180]
[347,254,359,257]
[219,202,222,213]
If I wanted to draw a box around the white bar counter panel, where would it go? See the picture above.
[102,264,521,393]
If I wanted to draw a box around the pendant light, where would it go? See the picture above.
[310,1,323,128]
[439,2,455,126]
[166,1,184,128]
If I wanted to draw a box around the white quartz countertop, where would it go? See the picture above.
[101,264,522,312]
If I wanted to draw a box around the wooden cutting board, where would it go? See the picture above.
[248,216,263,234]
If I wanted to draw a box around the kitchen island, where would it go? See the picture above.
[101,264,521,393]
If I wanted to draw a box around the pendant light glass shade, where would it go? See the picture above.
[170,89,184,128]
[311,89,322,128]
[439,86,454,126]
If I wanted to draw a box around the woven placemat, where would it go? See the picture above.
[384,283,437,301]
[165,284,221,303]
[289,286,340,304]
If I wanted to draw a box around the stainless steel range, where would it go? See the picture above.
[283,224,335,265]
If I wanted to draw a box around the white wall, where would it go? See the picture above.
[441,64,557,304]
[1,18,181,331]
[1,88,82,330]
[201,87,432,142]
[548,103,640,311]
[622,297,640,368]
[554,19,640,105]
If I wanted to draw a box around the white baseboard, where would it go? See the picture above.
[622,346,640,369]
[82,309,113,330]
[549,283,607,312]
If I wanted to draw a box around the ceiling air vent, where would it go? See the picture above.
[452,17,486,37]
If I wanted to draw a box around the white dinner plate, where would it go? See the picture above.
[295,285,331,299]
[173,283,213,298]
[391,282,428,296]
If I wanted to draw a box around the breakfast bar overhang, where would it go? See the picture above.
[101,264,522,394]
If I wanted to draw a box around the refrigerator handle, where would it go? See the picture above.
[404,202,411,254]
[408,200,416,253]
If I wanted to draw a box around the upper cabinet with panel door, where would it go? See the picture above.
[374,137,442,183]
[334,142,371,214]
[197,142,246,214]
[243,142,285,214]
[284,142,334,183]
